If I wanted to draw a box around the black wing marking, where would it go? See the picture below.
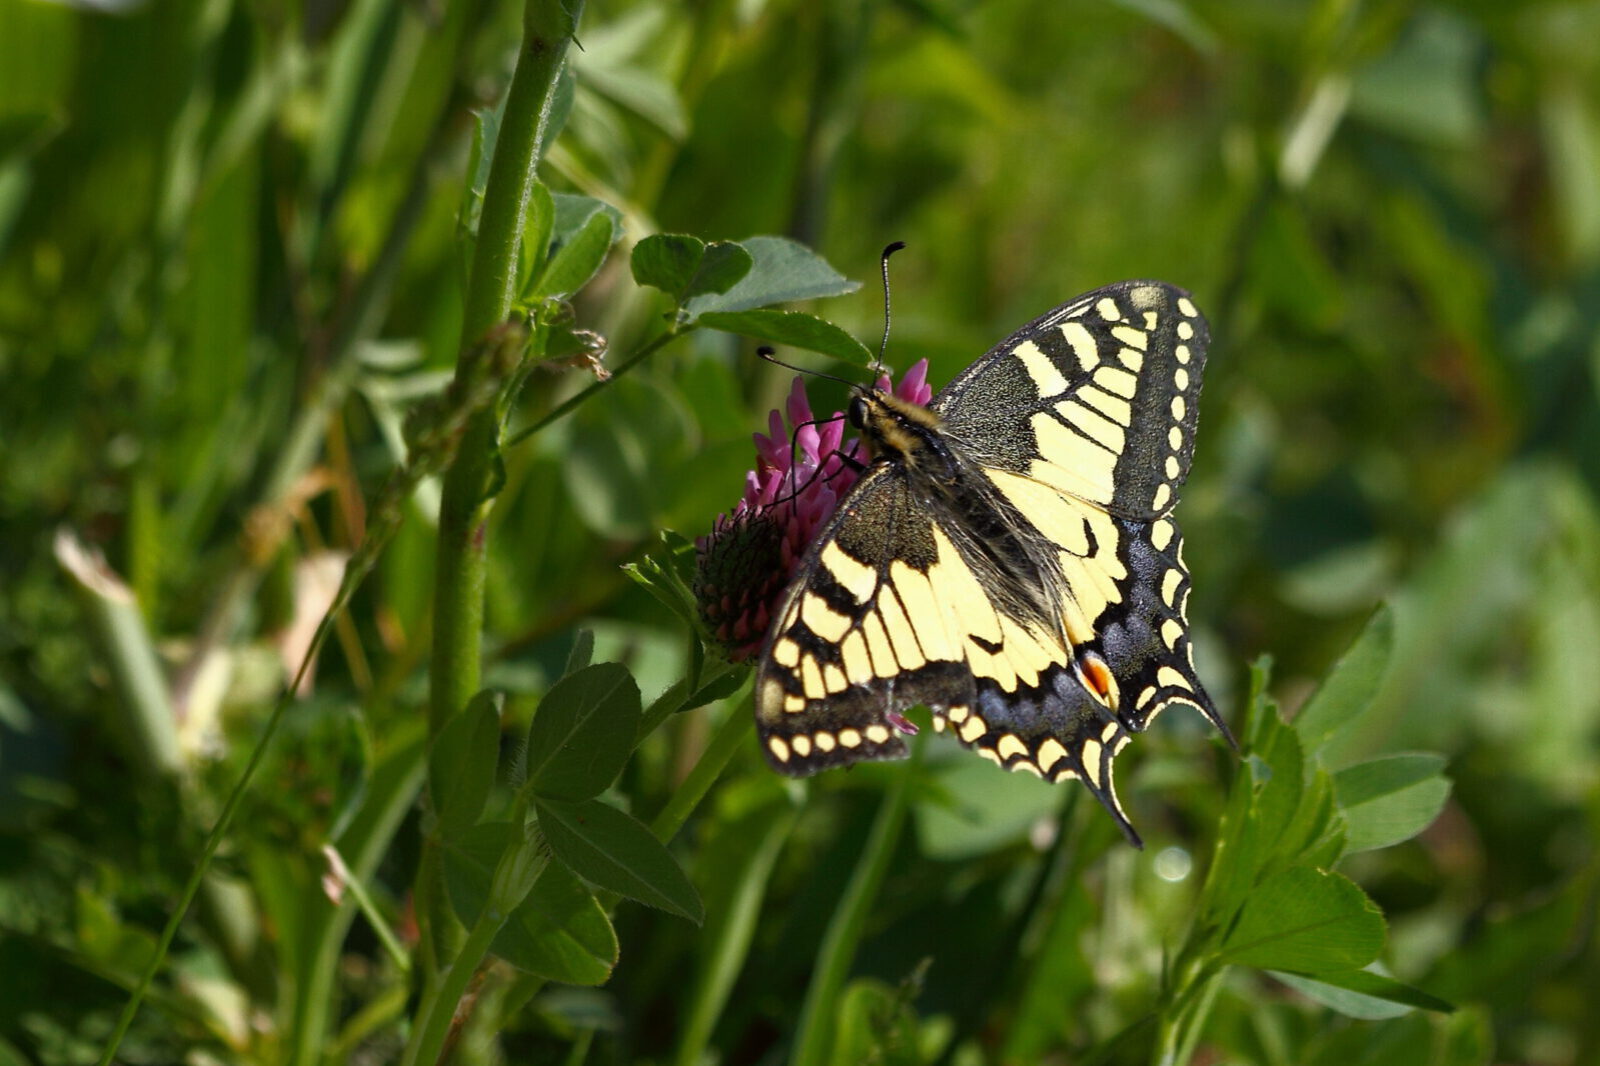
[754,466,965,771]
[931,280,1208,520]
[753,465,1158,842]
[750,281,1224,846]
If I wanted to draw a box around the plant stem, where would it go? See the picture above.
[506,326,686,447]
[55,531,181,778]
[94,615,339,1066]
[651,695,754,842]
[402,836,552,1066]
[1152,955,1224,1066]
[323,844,412,972]
[289,724,429,1066]
[790,753,918,1066]
[419,0,585,987]
[428,416,495,741]
[673,797,797,1066]
[429,0,585,735]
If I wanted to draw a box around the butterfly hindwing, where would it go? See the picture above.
[752,280,1223,844]
[929,281,1223,736]
[1100,513,1217,735]
[754,464,1142,831]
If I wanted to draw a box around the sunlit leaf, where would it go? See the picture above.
[533,206,616,299]
[1220,867,1384,973]
[1271,967,1455,1019]
[518,181,556,295]
[1333,753,1450,852]
[697,309,873,365]
[685,236,859,315]
[1293,605,1395,753]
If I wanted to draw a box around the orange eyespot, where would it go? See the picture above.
[1075,650,1118,709]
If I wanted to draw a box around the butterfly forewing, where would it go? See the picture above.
[755,468,969,769]
[934,281,1207,519]
[752,280,1224,845]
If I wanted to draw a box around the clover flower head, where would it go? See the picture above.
[695,360,933,660]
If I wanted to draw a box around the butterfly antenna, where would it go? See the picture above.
[875,241,906,381]
[756,346,860,392]
[754,346,856,516]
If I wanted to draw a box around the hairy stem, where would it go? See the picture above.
[419,0,586,986]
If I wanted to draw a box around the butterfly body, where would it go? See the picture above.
[754,281,1226,844]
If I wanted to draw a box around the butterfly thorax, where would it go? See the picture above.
[848,388,959,482]
[849,387,1064,634]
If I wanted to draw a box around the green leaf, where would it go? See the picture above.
[561,375,697,539]
[0,111,63,161]
[1001,850,1099,1063]
[1348,11,1483,148]
[1203,686,1306,923]
[1333,753,1451,853]
[584,61,687,138]
[460,103,501,230]
[685,235,859,315]
[525,662,642,802]
[564,629,595,676]
[631,236,750,308]
[1105,0,1219,56]
[697,309,874,365]
[1293,604,1394,751]
[428,689,503,836]
[833,977,922,1066]
[1270,968,1456,1019]
[622,531,701,628]
[632,233,705,296]
[679,665,746,713]
[442,822,618,984]
[1246,699,1306,846]
[1544,83,1600,266]
[0,1034,30,1066]
[622,557,694,623]
[686,241,754,300]
[497,859,618,984]
[517,181,555,296]
[547,62,577,147]
[1270,762,1347,870]
[496,859,618,985]
[677,789,799,1064]
[537,797,704,923]
[1248,201,1347,332]
[533,207,616,300]
[1219,866,1385,973]
[1198,668,1270,924]
[577,7,689,140]
[551,192,622,243]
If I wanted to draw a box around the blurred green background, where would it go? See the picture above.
[2,0,1598,1063]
